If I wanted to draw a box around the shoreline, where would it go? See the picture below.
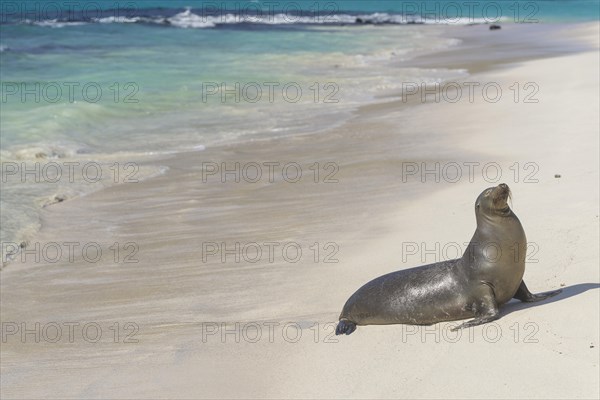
[1,21,599,399]
[2,21,596,268]
[1,22,459,263]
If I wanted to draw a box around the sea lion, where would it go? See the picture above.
[336,183,562,335]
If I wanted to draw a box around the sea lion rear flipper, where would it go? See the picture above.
[513,280,562,302]
[335,320,357,335]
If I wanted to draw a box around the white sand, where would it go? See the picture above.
[1,23,598,399]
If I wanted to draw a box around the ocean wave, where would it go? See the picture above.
[95,16,143,24]
[13,9,499,29]
[24,18,87,28]
[166,9,216,29]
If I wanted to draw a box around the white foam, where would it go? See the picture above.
[94,16,141,24]
[28,19,87,28]
[168,9,216,29]
[20,11,506,29]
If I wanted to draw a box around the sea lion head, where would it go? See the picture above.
[475,183,512,220]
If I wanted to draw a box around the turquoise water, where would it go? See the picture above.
[0,0,598,257]
[0,23,462,155]
[1,1,598,152]
[2,1,599,21]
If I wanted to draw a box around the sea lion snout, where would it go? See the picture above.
[475,184,512,215]
[493,183,511,205]
[496,183,509,195]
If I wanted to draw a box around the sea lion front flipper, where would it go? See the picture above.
[512,280,562,303]
[451,285,499,331]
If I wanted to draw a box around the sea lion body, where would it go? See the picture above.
[340,259,472,325]
[336,184,560,335]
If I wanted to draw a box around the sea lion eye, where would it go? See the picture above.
[484,189,492,197]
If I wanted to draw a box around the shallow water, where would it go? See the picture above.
[0,0,598,256]
[0,11,467,251]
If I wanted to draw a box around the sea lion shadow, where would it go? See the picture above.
[501,283,600,317]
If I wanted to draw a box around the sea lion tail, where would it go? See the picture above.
[335,319,357,335]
